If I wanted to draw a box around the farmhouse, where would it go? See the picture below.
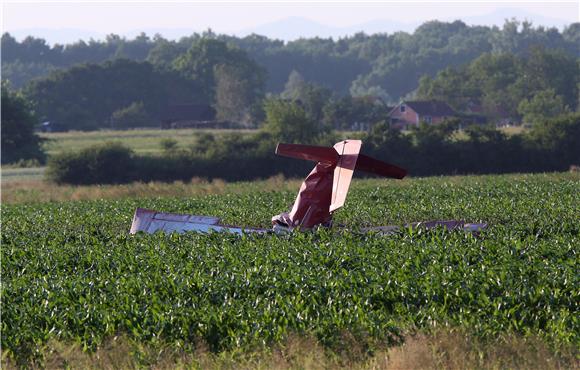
[388,100,456,129]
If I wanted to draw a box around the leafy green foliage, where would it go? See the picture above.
[42,119,579,185]
[173,38,266,105]
[323,96,391,130]
[262,98,323,144]
[111,101,155,129]
[214,63,264,126]
[3,19,578,103]
[24,59,204,130]
[1,83,45,164]
[417,48,579,119]
[159,137,179,152]
[525,113,580,167]
[2,173,579,365]
[518,89,570,126]
[46,142,135,184]
[1,61,58,89]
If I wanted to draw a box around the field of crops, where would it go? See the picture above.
[2,173,578,367]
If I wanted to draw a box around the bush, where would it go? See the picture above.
[46,142,135,184]
[159,138,178,152]
[45,117,580,185]
[525,113,580,169]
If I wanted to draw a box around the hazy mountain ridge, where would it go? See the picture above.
[7,8,575,45]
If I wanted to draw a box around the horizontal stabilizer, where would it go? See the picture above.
[275,143,338,165]
[355,154,407,179]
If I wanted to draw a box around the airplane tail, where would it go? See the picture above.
[275,140,407,213]
[275,141,407,178]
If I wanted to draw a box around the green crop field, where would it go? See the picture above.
[2,173,579,368]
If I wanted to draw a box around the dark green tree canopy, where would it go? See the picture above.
[24,59,205,130]
[262,98,323,144]
[173,38,266,103]
[1,83,45,164]
[3,19,578,98]
[417,48,579,120]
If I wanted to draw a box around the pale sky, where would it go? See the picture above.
[2,1,579,43]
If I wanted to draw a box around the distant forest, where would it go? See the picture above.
[2,19,579,131]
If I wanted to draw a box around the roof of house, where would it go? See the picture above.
[394,100,456,116]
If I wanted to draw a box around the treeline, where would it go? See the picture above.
[3,19,580,174]
[15,46,580,132]
[18,39,267,131]
[6,27,580,132]
[417,47,579,124]
[24,60,205,131]
[3,19,579,95]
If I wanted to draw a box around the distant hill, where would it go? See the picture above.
[6,7,574,45]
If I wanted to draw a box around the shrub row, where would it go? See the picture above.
[46,114,580,185]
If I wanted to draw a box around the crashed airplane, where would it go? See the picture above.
[130,139,487,235]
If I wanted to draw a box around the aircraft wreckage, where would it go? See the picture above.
[130,139,487,235]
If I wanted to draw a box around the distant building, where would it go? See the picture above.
[160,104,218,129]
[388,100,456,129]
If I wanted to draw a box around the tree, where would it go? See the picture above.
[323,95,390,130]
[518,89,569,126]
[349,76,392,101]
[280,70,332,123]
[417,48,579,123]
[526,113,580,167]
[24,59,204,130]
[173,38,265,103]
[262,98,320,143]
[111,101,155,129]
[363,121,412,156]
[281,70,307,100]
[1,83,45,164]
[214,63,264,126]
[521,47,579,110]
[1,61,58,89]
[46,142,134,184]
[146,38,185,70]
[468,53,522,118]
[416,68,475,111]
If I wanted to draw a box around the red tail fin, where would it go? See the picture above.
[355,154,407,179]
[275,143,338,165]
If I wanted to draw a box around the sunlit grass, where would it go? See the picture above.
[3,330,576,369]
[1,175,302,204]
[39,128,256,156]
